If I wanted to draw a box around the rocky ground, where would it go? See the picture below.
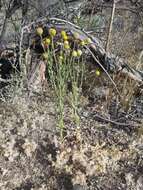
[0,85,143,190]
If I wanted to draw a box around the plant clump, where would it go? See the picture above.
[34,26,89,137]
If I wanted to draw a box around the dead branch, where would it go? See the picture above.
[105,0,116,53]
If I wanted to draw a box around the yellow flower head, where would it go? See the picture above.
[64,44,70,50]
[61,30,67,37]
[63,35,68,40]
[73,32,79,39]
[80,40,85,46]
[85,38,92,44]
[42,52,48,60]
[64,40,69,45]
[95,69,100,76]
[72,50,78,57]
[44,38,51,45]
[36,27,43,36]
[49,28,56,37]
[61,30,68,40]
[77,49,82,57]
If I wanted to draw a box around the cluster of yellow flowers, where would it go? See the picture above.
[72,50,82,57]
[72,32,92,45]
[61,30,68,40]
[36,27,57,37]
[63,40,70,50]
[36,27,94,62]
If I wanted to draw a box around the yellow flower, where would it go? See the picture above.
[64,40,69,45]
[44,38,51,45]
[72,50,78,57]
[36,27,43,36]
[95,69,100,76]
[63,35,68,40]
[42,53,48,60]
[49,28,56,37]
[61,30,68,40]
[85,38,92,44]
[80,40,85,46]
[61,30,67,37]
[77,49,82,57]
[73,32,79,39]
[64,44,70,50]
